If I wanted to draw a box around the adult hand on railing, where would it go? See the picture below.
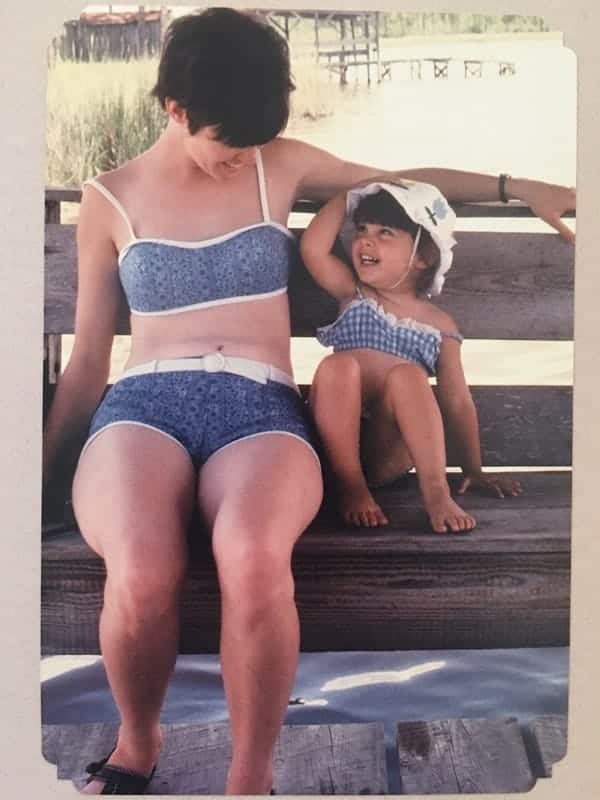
[510,178,576,243]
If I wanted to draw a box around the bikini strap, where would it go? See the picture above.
[355,284,365,299]
[255,148,271,223]
[83,178,137,242]
[441,330,464,344]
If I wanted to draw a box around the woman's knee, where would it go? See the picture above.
[104,549,188,623]
[213,534,295,621]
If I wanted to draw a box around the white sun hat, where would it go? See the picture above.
[339,179,458,296]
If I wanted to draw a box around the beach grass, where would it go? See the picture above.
[46,56,334,186]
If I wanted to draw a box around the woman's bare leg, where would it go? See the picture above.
[72,426,196,793]
[310,352,388,527]
[380,364,475,533]
[198,434,323,794]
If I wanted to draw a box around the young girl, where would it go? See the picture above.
[301,180,522,534]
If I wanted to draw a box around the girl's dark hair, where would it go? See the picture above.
[353,190,440,295]
[151,8,295,146]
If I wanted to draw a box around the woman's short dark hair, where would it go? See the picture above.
[353,190,440,295]
[151,7,295,146]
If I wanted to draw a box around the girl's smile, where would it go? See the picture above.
[351,223,418,287]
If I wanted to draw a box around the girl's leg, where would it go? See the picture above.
[197,434,323,794]
[309,352,388,527]
[378,364,476,533]
[72,426,196,794]
[360,411,413,488]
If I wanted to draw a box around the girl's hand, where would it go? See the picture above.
[458,472,523,499]
[512,178,576,243]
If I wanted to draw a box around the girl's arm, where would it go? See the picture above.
[435,336,522,498]
[42,185,122,484]
[283,138,575,243]
[300,191,357,301]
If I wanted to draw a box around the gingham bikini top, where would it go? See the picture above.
[84,149,296,316]
[316,286,463,376]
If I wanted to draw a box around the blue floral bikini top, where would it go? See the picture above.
[316,286,463,376]
[84,149,296,316]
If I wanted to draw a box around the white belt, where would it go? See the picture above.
[118,352,299,393]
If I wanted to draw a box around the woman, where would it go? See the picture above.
[43,8,575,795]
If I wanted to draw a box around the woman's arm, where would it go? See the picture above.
[435,336,522,498]
[299,191,357,301]
[286,138,575,242]
[42,185,122,483]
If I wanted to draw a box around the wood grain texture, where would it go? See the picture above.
[42,721,388,795]
[459,386,572,467]
[45,225,574,339]
[527,715,568,777]
[41,473,571,654]
[44,188,572,218]
[396,718,535,794]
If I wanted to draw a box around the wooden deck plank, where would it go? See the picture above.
[41,472,571,653]
[42,471,573,560]
[42,721,388,795]
[43,471,572,556]
[527,715,568,777]
[42,545,570,653]
[396,718,535,794]
[45,225,573,338]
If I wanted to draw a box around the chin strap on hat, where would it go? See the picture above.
[389,226,422,290]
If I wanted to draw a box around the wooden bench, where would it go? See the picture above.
[42,190,574,655]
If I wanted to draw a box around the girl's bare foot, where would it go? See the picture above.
[422,486,476,533]
[338,482,389,527]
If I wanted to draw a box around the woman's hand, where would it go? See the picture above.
[457,471,523,499]
[509,178,576,243]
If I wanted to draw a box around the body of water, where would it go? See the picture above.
[289,35,576,187]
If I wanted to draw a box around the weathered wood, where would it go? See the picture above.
[42,721,388,794]
[44,199,60,224]
[46,187,571,218]
[43,334,62,422]
[45,187,82,204]
[56,13,163,62]
[435,231,574,339]
[458,385,572,467]
[527,715,568,777]
[396,718,535,794]
[41,472,570,655]
[45,225,574,339]
[43,470,573,556]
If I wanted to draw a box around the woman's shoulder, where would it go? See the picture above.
[84,157,141,193]
[262,136,308,169]
[262,136,334,172]
[263,135,309,155]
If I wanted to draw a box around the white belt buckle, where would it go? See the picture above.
[203,351,227,373]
